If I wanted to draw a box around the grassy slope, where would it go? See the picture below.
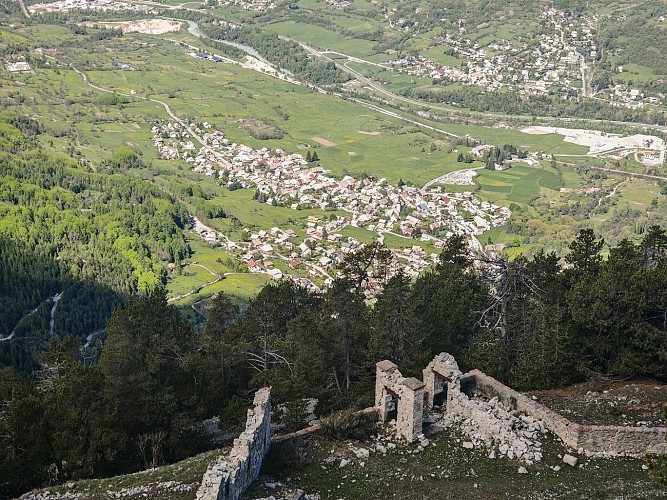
[248,430,665,499]
[27,426,666,500]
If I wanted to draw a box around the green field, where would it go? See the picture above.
[266,20,376,58]
[477,165,562,204]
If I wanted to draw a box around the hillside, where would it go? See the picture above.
[1,0,667,497]
[21,425,665,499]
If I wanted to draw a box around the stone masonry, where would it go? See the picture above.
[196,387,272,500]
[467,369,667,456]
[375,360,425,443]
[376,353,667,458]
[423,352,462,408]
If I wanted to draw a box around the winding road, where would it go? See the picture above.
[68,64,205,146]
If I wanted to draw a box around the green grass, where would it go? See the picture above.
[249,430,664,499]
[383,233,438,253]
[477,165,562,204]
[610,62,658,83]
[174,273,271,307]
[265,20,376,58]
[38,447,226,499]
[420,46,464,67]
[339,226,378,245]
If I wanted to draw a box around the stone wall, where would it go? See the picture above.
[196,387,272,500]
[423,352,462,408]
[375,360,425,443]
[466,370,667,456]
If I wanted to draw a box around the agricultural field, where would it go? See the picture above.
[476,164,562,204]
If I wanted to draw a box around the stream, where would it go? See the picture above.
[185,20,272,66]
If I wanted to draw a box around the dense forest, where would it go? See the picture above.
[0,112,191,373]
[2,228,667,496]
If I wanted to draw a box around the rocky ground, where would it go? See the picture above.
[248,426,665,499]
[525,378,667,426]
[20,448,225,500]
[434,393,547,464]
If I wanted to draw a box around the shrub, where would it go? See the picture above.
[319,409,377,441]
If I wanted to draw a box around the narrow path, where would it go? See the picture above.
[52,57,206,146]
[579,165,667,181]
[589,179,625,218]
[190,263,216,277]
[17,0,31,18]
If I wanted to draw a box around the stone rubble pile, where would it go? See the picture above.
[252,490,320,500]
[440,392,547,465]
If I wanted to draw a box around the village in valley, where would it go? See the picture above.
[387,8,663,108]
[151,121,511,295]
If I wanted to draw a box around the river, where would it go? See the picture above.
[185,20,272,66]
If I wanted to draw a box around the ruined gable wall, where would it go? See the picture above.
[466,370,667,456]
[196,387,272,500]
[375,361,425,442]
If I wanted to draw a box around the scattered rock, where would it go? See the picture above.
[339,459,349,468]
[351,447,370,460]
[463,441,474,449]
[291,489,306,500]
[563,454,578,467]
[518,466,528,474]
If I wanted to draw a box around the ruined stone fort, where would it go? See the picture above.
[196,353,667,500]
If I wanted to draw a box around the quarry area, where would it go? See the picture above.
[83,19,184,35]
[521,126,667,166]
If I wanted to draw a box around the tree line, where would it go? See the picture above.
[402,86,667,126]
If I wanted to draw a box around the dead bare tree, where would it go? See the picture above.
[475,256,545,338]
[136,430,167,470]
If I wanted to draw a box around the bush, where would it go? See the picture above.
[262,440,305,474]
[319,409,377,441]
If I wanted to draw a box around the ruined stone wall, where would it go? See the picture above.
[423,352,462,408]
[375,360,425,443]
[466,370,667,456]
[196,387,272,500]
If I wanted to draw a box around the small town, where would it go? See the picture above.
[151,121,510,295]
[383,8,665,109]
[388,9,598,98]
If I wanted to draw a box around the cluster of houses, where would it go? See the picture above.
[601,83,663,110]
[28,0,154,14]
[387,8,598,98]
[151,121,510,295]
[4,61,31,73]
[217,0,275,12]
